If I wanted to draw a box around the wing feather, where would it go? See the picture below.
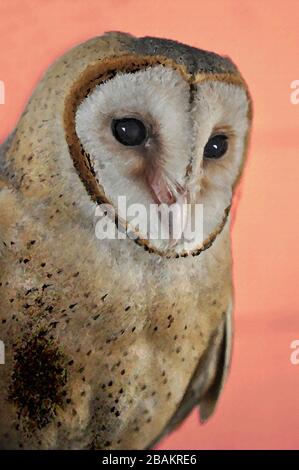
[148,300,233,448]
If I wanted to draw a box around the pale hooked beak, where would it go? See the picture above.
[147,169,190,247]
[148,169,177,205]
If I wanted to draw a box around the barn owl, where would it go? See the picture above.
[0,32,252,450]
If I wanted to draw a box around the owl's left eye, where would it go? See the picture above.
[111,117,148,147]
[203,134,228,159]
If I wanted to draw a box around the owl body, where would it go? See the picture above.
[0,33,251,449]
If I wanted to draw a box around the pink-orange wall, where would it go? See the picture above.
[0,0,299,449]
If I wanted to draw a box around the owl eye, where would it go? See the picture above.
[111,117,147,147]
[203,134,228,159]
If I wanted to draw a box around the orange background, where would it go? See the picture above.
[0,0,299,449]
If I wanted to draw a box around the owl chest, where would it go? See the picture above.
[77,245,230,356]
[0,217,231,449]
[76,245,231,449]
[86,244,228,361]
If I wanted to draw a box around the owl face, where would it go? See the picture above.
[63,37,251,257]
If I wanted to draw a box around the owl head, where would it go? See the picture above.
[10,32,252,258]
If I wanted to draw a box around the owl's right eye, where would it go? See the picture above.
[111,117,148,147]
[203,134,228,159]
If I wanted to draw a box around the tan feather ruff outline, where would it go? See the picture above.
[63,55,252,258]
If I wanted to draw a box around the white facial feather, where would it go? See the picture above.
[75,65,250,255]
[75,66,193,209]
[191,81,250,250]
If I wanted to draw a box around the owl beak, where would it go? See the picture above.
[148,169,176,205]
[148,170,189,247]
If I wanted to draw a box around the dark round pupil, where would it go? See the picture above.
[203,134,228,159]
[111,118,147,147]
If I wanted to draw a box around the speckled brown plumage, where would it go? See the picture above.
[0,32,251,449]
